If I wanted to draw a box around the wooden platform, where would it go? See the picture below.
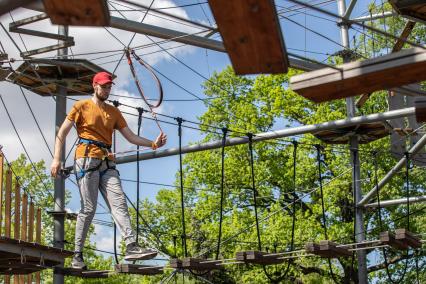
[390,0,426,23]
[170,258,222,271]
[235,251,284,265]
[313,122,390,144]
[208,0,288,75]
[8,58,111,96]
[115,264,163,275]
[0,236,73,275]
[54,267,110,278]
[290,48,426,103]
[43,0,110,26]
[305,241,351,258]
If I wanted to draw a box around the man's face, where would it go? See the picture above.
[93,82,112,101]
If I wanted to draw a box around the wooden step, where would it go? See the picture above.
[305,241,351,258]
[290,48,426,103]
[54,267,110,278]
[208,0,288,75]
[170,258,222,271]
[236,250,284,265]
[115,264,163,275]
[380,231,409,250]
[0,260,43,275]
[395,229,422,249]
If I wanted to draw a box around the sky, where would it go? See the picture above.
[0,0,383,262]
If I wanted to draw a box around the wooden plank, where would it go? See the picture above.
[21,194,28,243]
[379,231,408,250]
[5,170,12,238]
[170,259,183,269]
[0,153,3,236]
[208,0,288,75]
[54,267,110,278]
[236,250,284,265]
[42,0,110,26]
[181,258,222,271]
[395,229,422,249]
[35,208,41,284]
[115,264,163,275]
[290,48,426,103]
[13,182,20,240]
[28,203,34,242]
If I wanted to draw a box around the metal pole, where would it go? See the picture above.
[338,0,367,282]
[359,133,426,206]
[365,195,426,208]
[53,25,68,284]
[106,108,415,165]
[351,11,396,22]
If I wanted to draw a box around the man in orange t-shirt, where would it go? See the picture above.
[50,72,167,269]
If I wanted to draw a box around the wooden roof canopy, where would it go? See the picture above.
[290,47,426,103]
[42,0,110,26]
[389,0,426,24]
[208,0,289,75]
[8,59,112,96]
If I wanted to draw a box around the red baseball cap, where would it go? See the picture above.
[93,71,114,85]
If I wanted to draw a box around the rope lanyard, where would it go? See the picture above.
[176,117,188,257]
[216,127,227,260]
[125,48,164,132]
[136,107,143,243]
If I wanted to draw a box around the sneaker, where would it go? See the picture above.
[124,243,157,261]
[71,252,87,270]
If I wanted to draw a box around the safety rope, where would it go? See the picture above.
[176,117,188,257]
[215,127,228,260]
[136,107,143,243]
[374,151,409,283]
[316,145,339,284]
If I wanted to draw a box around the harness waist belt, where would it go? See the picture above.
[78,138,111,150]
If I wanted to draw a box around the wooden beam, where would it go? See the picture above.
[21,194,28,243]
[395,228,422,249]
[35,208,41,284]
[290,48,426,103]
[28,203,34,242]
[115,264,163,275]
[208,0,288,74]
[42,0,110,26]
[389,0,426,23]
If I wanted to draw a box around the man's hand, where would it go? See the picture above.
[154,132,167,148]
[50,159,61,178]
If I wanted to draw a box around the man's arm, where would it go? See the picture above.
[119,127,167,149]
[50,119,74,177]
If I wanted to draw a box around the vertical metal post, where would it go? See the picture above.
[53,25,68,284]
[337,0,367,283]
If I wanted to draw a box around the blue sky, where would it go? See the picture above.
[0,0,388,266]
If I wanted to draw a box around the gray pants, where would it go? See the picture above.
[74,157,136,252]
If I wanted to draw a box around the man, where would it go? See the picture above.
[50,71,167,269]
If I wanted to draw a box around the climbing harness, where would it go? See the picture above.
[74,137,115,180]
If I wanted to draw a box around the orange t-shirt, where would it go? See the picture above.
[67,99,127,159]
